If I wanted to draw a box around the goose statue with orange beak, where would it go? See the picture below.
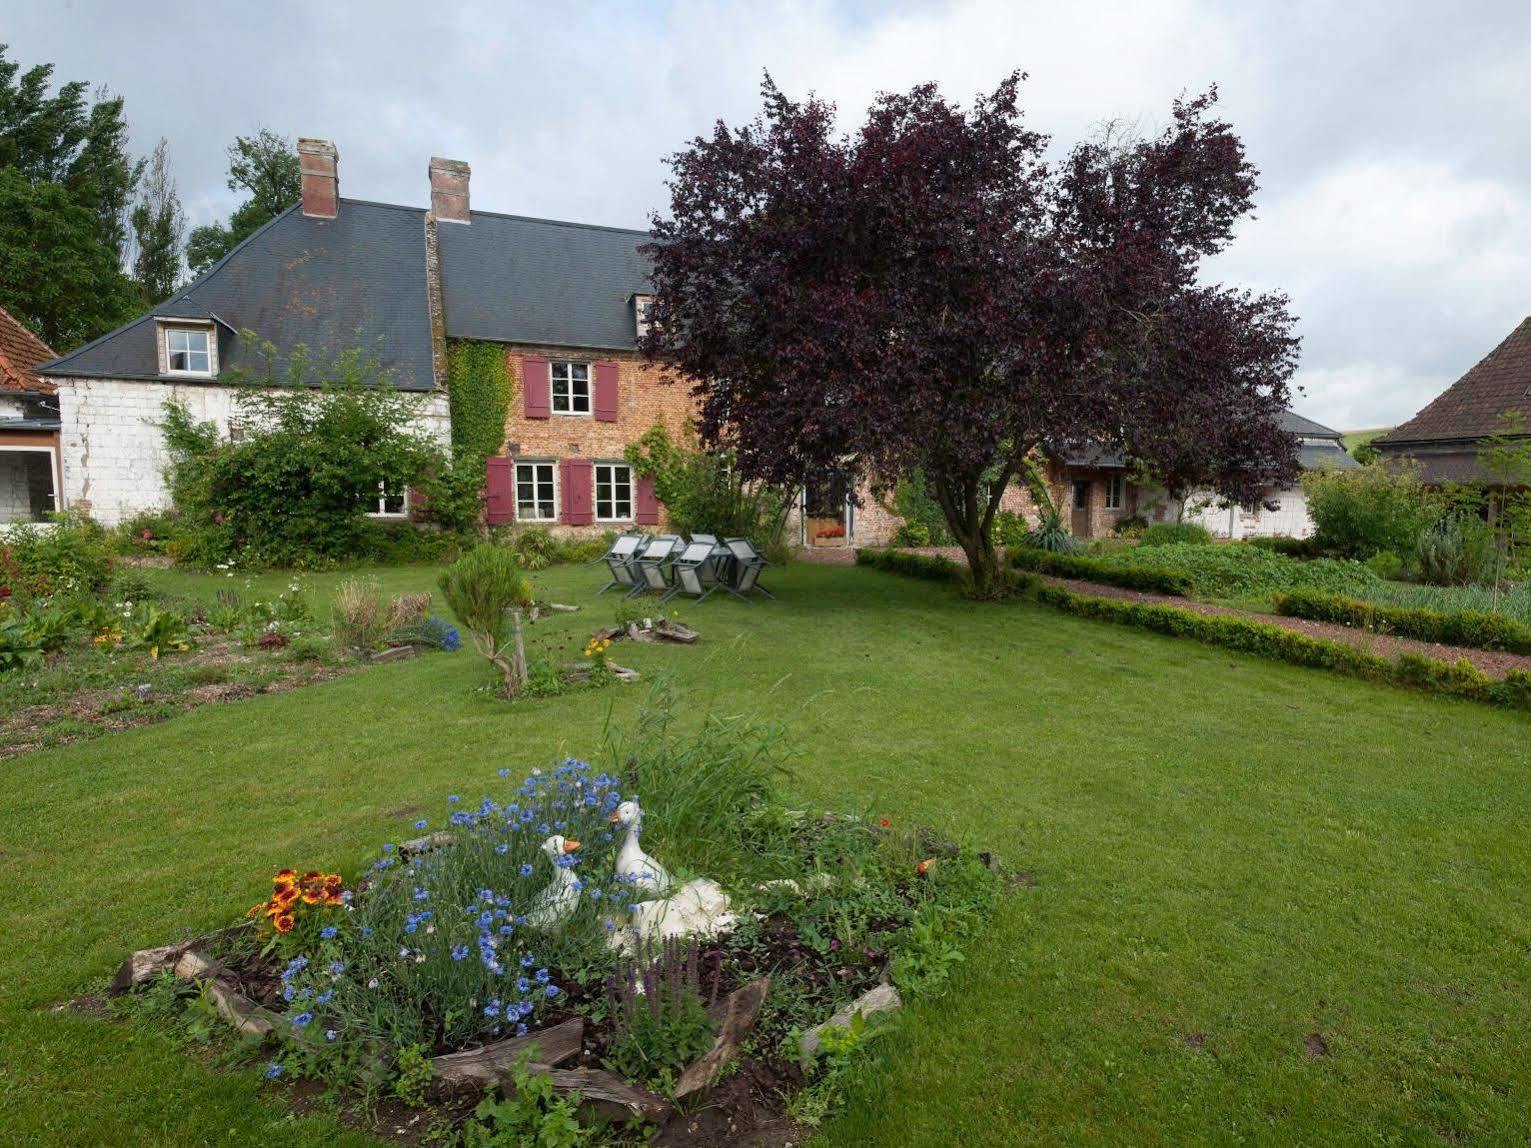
[611,801,674,897]
[525,834,583,930]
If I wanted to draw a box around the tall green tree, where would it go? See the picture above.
[0,44,142,348]
[185,129,300,275]
[129,138,184,304]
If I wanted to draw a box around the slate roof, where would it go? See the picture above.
[1377,316,1531,447]
[438,212,653,349]
[38,200,438,390]
[0,305,58,394]
[1062,410,1352,472]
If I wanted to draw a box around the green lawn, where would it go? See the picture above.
[5,561,1530,1145]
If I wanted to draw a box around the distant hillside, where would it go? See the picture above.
[1344,428,1391,453]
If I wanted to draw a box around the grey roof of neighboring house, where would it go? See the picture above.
[437,212,653,349]
[1298,439,1356,469]
[38,200,438,390]
[1061,410,1354,472]
[1377,316,1531,447]
[1278,409,1345,440]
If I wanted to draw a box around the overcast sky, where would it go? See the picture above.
[9,0,1531,430]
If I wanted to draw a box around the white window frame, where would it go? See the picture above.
[515,459,559,522]
[1104,474,1124,511]
[634,295,655,339]
[549,361,592,417]
[594,461,633,522]
[163,324,213,377]
[365,479,409,519]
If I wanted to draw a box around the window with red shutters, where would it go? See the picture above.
[593,361,619,422]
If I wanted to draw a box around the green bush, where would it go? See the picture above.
[1013,542,1377,600]
[1111,515,1149,539]
[1272,588,1531,653]
[891,520,932,547]
[1415,515,1494,587]
[1021,509,1080,554]
[1008,547,1193,595]
[889,468,950,546]
[855,548,961,583]
[1139,522,1212,547]
[0,513,115,600]
[1302,464,1437,560]
[1246,535,1325,559]
[1025,581,1531,712]
[991,510,1031,548]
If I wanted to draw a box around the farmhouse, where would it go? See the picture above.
[0,305,62,525]
[1373,315,1531,482]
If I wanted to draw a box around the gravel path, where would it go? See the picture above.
[813,546,1531,680]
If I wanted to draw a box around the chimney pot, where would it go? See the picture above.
[429,157,471,223]
[298,138,339,219]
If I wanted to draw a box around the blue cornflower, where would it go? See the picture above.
[484,999,501,1018]
[515,1022,528,1038]
[451,945,469,961]
[534,968,550,984]
[538,823,550,835]
[316,990,333,1005]
[361,927,373,937]
[521,953,535,968]
[382,842,395,853]
[447,794,460,804]
[516,977,531,994]
[495,843,509,855]
[499,924,514,936]
[498,768,510,778]
[291,1011,313,1028]
[265,1062,283,1079]
[414,819,428,830]
[519,863,534,878]
[328,960,345,976]
[413,887,429,901]
[545,984,559,998]
[325,1030,337,1042]
[319,926,338,940]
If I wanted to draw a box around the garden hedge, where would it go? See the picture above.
[855,548,961,582]
[1007,547,1193,596]
[1271,589,1531,655]
[1028,583,1531,712]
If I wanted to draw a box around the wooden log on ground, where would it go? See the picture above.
[607,662,640,682]
[590,626,622,642]
[674,976,770,1100]
[428,1018,584,1095]
[548,603,580,613]
[545,1067,671,1124]
[624,621,653,642]
[799,982,902,1064]
[654,621,699,644]
[171,949,277,1038]
[370,644,417,663]
[399,831,455,857]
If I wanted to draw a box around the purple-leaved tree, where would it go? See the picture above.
[642,74,1299,594]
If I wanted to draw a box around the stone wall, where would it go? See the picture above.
[53,376,450,527]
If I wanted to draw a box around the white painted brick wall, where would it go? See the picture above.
[1183,485,1315,539]
[54,377,451,527]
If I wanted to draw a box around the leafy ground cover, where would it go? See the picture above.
[1056,542,1380,599]
[6,561,1531,1144]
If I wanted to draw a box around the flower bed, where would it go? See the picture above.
[108,691,1002,1143]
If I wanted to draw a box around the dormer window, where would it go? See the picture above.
[634,294,655,339]
[160,321,215,377]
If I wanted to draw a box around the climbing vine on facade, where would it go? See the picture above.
[446,340,512,462]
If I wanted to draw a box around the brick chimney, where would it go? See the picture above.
[429,157,471,223]
[297,138,339,219]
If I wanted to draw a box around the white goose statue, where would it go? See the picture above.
[524,834,583,930]
[611,801,674,896]
[608,801,736,951]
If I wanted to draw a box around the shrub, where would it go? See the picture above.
[1302,464,1436,560]
[891,520,932,547]
[1021,508,1079,554]
[855,548,960,583]
[1139,522,1212,547]
[1272,589,1531,653]
[0,513,115,601]
[1111,514,1149,539]
[1247,535,1325,559]
[888,469,950,547]
[991,510,1031,548]
[1364,550,1405,581]
[1008,548,1192,595]
[508,526,558,571]
[1416,515,1495,587]
[438,544,534,698]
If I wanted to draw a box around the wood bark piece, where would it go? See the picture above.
[109,940,197,994]
[674,976,770,1100]
[428,1018,584,1095]
[624,621,652,642]
[370,644,417,663]
[799,982,902,1063]
[400,831,455,857]
[545,1067,671,1124]
[654,621,699,644]
[172,949,277,1039]
[590,626,621,642]
[548,603,580,613]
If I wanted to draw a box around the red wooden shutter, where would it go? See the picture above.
[484,456,514,524]
[634,474,660,525]
[560,459,594,525]
[522,356,551,419]
[593,361,619,422]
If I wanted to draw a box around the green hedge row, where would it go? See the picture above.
[1028,583,1531,711]
[1008,547,1193,596]
[1272,589,1531,654]
[855,548,962,582]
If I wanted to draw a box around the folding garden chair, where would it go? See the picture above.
[629,535,681,597]
[687,533,719,547]
[663,540,723,603]
[597,533,649,594]
[722,537,775,601]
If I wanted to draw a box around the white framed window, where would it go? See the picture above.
[1105,474,1123,510]
[165,326,212,375]
[550,361,591,416]
[366,480,408,518]
[634,295,655,338]
[594,462,633,521]
[515,460,558,521]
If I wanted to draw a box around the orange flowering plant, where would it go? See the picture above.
[248,868,349,955]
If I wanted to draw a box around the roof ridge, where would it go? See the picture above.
[1379,315,1531,445]
[461,208,652,237]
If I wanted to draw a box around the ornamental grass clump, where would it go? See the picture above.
[438,544,534,699]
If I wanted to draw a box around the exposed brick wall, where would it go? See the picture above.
[495,343,698,535]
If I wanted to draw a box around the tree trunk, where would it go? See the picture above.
[931,466,1014,599]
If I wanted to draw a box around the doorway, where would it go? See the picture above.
[1070,479,1092,539]
[804,469,850,547]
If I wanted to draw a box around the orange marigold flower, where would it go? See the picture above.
[300,870,323,885]
[274,868,296,883]
[274,885,299,904]
[264,902,283,918]
[274,913,295,934]
[325,890,345,905]
[301,889,324,905]
[323,874,343,890]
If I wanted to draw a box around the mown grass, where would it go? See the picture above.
[4,560,1530,1145]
